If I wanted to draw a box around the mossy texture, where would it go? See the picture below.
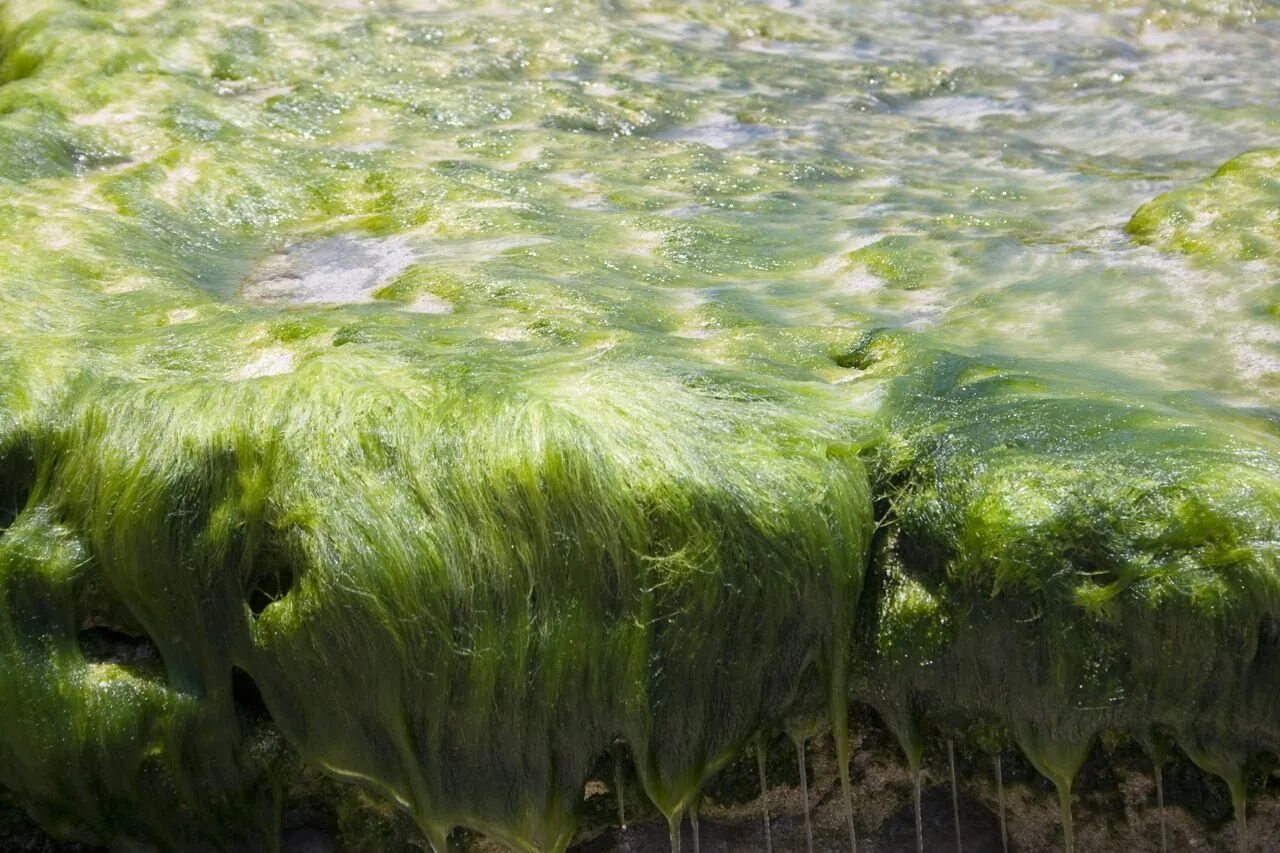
[0,353,871,851]
[849,330,1280,822]
[1129,149,1280,263]
[2,0,1280,850]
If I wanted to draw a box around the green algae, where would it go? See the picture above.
[846,236,946,292]
[3,0,1280,849]
[1129,149,1280,264]
[1,347,873,850]
[848,330,1280,844]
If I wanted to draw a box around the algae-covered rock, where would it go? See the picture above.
[847,236,948,292]
[844,329,1280,841]
[0,330,874,850]
[3,0,1280,850]
[1128,149,1280,263]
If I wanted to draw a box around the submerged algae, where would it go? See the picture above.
[3,0,1280,850]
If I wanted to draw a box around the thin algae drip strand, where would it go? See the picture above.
[948,739,962,853]
[912,771,923,853]
[1,0,1280,851]
[755,738,772,853]
[995,755,1008,853]
[796,738,814,853]
[838,739,858,853]
[1058,783,1075,853]
[1154,763,1166,853]
[613,757,626,834]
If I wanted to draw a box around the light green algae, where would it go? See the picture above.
[1129,149,1280,264]
[3,0,1280,850]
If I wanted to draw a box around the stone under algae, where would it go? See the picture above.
[1128,149,1280,265]
[2,0,1280,851]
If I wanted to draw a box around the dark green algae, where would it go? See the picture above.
[8,328,1280,852]
[850,332,1280,841]
[3,0,1280,850]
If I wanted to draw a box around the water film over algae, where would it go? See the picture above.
[3,0,1280,850]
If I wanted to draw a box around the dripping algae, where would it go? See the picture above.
[3,0,1280,850]
[8,331,1280,851]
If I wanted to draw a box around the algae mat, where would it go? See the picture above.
[1,0,1280,851]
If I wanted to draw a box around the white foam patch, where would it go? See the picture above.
[904,95,1025,131]
[238,85,295,104]
[673,328,715,339]
[657,112,779,150]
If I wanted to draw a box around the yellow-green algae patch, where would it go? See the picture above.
[1129,149,1280,264]
[3,0,1280,850]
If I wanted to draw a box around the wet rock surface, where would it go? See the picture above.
[10,723,1273,852]
[240,236,417,306]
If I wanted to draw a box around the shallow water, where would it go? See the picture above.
[241,236,418,305]
[1,0,1277,404]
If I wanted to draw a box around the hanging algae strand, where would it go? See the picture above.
[756,736,773,853]
[1184,752,1250,853]
[425,826,450,853]
[835,727,859,853]
[1233,783,1248,853]
[615,756,627,833]
[1142,734,1170,853]
[690,801,701,853]
[1058,783,1074,853]
[912,769,924,853]
[995,755,1008,853]
[948,739,962,853]
[1153,763,1166,853]
[795,737,815,853]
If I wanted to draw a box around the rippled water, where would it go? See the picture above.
[3,0,1277,406]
